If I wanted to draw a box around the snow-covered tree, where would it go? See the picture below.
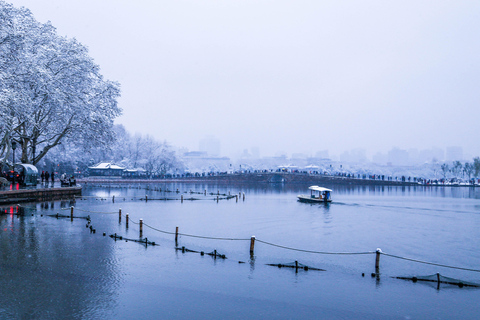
[451,161,462,179]
[440,163,449,179]
[464,162,474,180]
[474,157,480,179]
[0,1,121,167]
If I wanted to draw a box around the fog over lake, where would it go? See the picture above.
[8,0,480,158]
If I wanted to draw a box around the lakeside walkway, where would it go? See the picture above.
[77,172,478,187]
[0,182,81,205]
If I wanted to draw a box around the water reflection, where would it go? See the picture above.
[2,183,480,319]
[0,203,119,319]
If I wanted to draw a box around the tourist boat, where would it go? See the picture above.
[297,186,332,203]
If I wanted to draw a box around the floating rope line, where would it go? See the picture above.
[143,222,249,240]
[266,261,325,271]
[256,239,376,255]
[395,273,480,288]
[381,252,480,273]
[47,213,90,220]
[49,203,480,274]
[60,207,118,214]
[174,246,227,259]
[138,197,235,201]
[109,233,158,246]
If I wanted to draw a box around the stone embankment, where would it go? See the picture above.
[0,186,82,205]
[79,173,425,186]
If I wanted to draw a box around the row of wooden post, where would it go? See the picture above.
[71,206,382,271]
[111,191,246,203]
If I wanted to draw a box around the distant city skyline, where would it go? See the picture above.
[187,135,471,165]
[8,0,480,160]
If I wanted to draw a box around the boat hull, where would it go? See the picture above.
[297,195,332,203]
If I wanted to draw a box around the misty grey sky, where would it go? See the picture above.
[8,0,480,158]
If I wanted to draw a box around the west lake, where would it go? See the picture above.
[1,182,480,319]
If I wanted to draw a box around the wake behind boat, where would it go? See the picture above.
[297,186,332,203]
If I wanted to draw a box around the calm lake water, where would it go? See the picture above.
[1,182,480,319]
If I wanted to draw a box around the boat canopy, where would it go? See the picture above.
[308,186,332,192]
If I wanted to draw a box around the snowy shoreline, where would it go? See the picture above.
[77,173,478,187]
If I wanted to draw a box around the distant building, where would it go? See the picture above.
[372,152,388,165]
[123,168,147,178]
[388,148,409,166]
[88,162,125,176]
[199,136,221,156]
[183,151,208,157]
[291,153,307,160]
[250,147,260,159]
[419,147,444,163]
[181,152,230,173]
[315,150,329,159]
[446,146,463,162]
[340,149,366,163]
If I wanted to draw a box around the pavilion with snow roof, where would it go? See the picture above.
[88,162,126,177]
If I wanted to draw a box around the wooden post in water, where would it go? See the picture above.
[250,236,256,255]
[70,206,74,221]
[375,248,382,272]
[217,195,219,203]
[140,219,143,238]
[145,195,148,202]
[243,192,245,201]
[175,226,179,244]
[181,195,183,203]
[119,208,122,223]
[126,213,129,228]
[112,195,115,203]
[236,195,238,202]
[204,189,206,196]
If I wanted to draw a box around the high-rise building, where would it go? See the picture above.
[388,147,409,166]
[199,136,221,156]
[446,146,463,162]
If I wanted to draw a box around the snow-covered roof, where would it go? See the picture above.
[15,163,38,174]
[88,162,125,170]
[308,186,332,192]
[124,168,146,173]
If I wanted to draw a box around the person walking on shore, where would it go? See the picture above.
[45,171,50,184]
[41,171,45,183]
[51,171,55,185]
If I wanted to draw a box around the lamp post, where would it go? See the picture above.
[11,140,17,185]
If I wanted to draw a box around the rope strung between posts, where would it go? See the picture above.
[256,239,376,255]
[72,209,480,272]
[381,252,480,273]
[60,207,118,214]
[74,195,113,199]
[128,218,140,225]
[143,222,250,241]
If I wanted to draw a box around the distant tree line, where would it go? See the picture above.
[439,158,480,180]
[41,125,183,177]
